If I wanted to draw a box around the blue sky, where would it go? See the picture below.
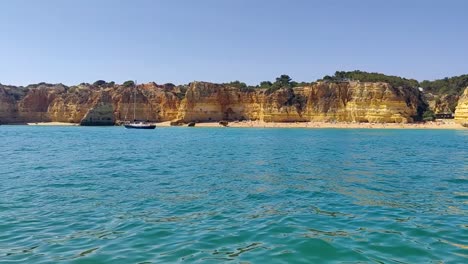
[1,0,467,86]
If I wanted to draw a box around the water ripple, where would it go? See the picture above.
[0,126,466,263]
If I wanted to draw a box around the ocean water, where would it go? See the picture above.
[0,126,467,264]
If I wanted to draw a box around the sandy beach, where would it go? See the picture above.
[12,120,464,129]
[156,120,465,129]
[26,122,79,126]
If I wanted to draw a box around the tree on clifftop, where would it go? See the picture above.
[420,74,468,96]
[265,74,293,94]
[259,81,272,89]
[93,80,106,86]
[123,80,135,87]
[224,80,247,89]
[319,70,418,88]
[274,74,292,88]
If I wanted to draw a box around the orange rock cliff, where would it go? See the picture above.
[454,87,468,124]
[0,81,427,125]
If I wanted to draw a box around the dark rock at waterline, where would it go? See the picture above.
[170,120,184,126]
[219,120,229,127]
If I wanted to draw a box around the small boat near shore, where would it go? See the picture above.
[124,81,156,129]
[124,121,156,129]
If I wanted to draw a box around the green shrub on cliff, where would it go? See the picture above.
[286,91,308,112]
[420,74,468,96]
[295,81,315,87]
[224,80,247,89]
[422,110,436,121]
[320,71,467,97]
[273,75,293,88]
[123,80,135,87]
[163,83,176,89]
[266,74,293,94]
[6,87,28,100]
[259,81,272,89]
[257,78,311,91]
[320,70,419,88]
[224,81,257,93]
[93,80,106,86]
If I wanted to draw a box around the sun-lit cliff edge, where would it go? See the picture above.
[454,87,468,124]
[0,80,427,125]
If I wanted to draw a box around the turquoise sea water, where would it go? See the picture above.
[0,126,467,263]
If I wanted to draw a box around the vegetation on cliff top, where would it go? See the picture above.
[3,71,467,100]
[92,80,116,87]
[224,75,313,93]
[420,74,468,96]
[319,70,467,97]
[320,70,419,89]
[221,75,308,112]
[123,80,135,87]
[224,70,444,94]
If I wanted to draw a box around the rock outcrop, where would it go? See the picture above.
[0,82,182,125]
[454,87,468,124]
[424,93,459,114]
[80,90,115,126]
[0,81,426,124]
[177,81,423,123]
[0,86,18,124]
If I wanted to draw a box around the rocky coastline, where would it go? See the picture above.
[1,80,467,127]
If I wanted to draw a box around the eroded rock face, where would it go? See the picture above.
[80,90,115,126]
[308,81,423,123]
[0,84,62,123]
[0,86,18,124]
[177,81,423,123]
[48,86,94,123]
[0,83,182,124]
[424,93,458,114]
[0,81,425,124]
[177,82,260,122]
[454,87,468,124]
[112,82,181,122]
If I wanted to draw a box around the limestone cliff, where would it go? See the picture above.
[424,93,459,114]
[47,85,96,123]
[0,84,61,123]
[0,86,18,124]
[0,83,181,125]
[306,81,422,123]
[80,90,115,126]
[0,81,425,124]
[177,81,423,123]
[454,87,468,124]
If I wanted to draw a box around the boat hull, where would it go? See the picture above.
[124,124,156,129]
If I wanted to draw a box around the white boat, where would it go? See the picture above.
[124,121,156,129]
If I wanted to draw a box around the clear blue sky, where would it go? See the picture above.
[1,0,467,86]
